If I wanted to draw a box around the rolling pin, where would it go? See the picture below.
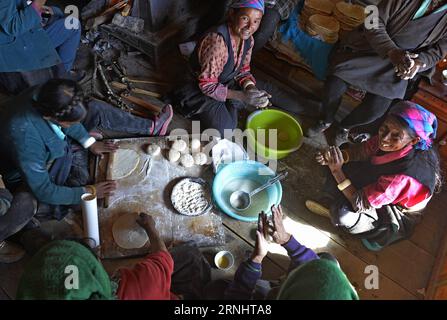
[121,94,162,115]
[104,151,116,208]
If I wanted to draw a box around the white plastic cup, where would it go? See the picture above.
[214,251,235,270]
[81,193,100,248]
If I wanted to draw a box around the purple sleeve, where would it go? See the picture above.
[224,260,262,300]
[283,235,319,270]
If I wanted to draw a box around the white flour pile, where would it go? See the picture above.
[172,179,209,216]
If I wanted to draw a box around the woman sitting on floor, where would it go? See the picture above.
[306,101,442,251]
[16,214,211,300]
[168,0,271,136]
[0,79,173,223]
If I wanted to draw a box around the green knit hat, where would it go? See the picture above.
[277,259,359,300]
[17,240,114,300]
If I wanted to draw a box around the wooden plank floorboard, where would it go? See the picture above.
[414,196,447,234]
[221,211,416,299]
[410,220,446,257]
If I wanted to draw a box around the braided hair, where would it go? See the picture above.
[33,79,87,123]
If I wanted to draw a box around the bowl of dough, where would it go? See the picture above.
[171,177,213,216]
[212,160,282,222]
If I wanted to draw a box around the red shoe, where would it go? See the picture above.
[151,104,173,136]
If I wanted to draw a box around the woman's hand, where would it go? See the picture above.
[388,49,415,72]
[270,205,291,245]
[396,59,427,80]
[89,141,119,158]
[94,181,117,199]
[136,213,156,233]
[242,89,271,108]
[327,146,345,172]
[251,212,269,264]
[136,212,167,252]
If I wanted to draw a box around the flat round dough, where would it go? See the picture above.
[112,212,149,249]
[111,149,140,180]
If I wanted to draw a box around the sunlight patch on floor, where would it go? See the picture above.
[266,216,332,256]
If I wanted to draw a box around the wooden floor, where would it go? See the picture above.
[1,48,446,300]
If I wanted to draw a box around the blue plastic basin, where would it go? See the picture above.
[212,160,282,222]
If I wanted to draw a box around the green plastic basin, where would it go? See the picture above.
[246,109,303,160]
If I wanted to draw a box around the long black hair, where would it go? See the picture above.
[33,79,87,122]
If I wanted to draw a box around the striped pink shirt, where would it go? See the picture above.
[196,25,256,102]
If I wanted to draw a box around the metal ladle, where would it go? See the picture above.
[230,171,288,211]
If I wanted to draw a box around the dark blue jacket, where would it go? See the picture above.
[0,0,60,72]
[0,86,90,205]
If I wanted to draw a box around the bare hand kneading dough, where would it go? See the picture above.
[111,149,141,180]
[112,212,149,249]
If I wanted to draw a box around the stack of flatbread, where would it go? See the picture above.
[300,0,334,29]
[306,14,340,44]
[333,1,365,31]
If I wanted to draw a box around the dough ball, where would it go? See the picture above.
[180,154,194,168]
[145,144,161,156]
[180,146,190,155]
[168,149,181,163]
[191,139,201,153]
[111,149,140,180]
[193,152,208,166]
[278,131,289,142]
[258,99,270,109]
[171,140,187,152]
